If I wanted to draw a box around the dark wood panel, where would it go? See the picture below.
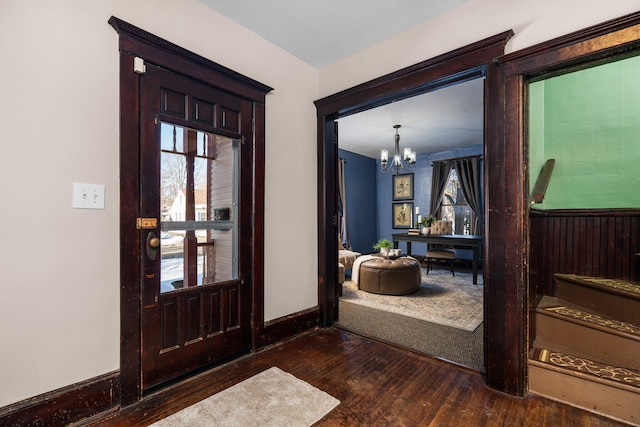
[228,285,239,328]
[529,209,640,299]
[160,88,187,119]
[160,299,179,350]
[184,294,201,343]
[192,97,215,127]
[155,69,245,138]
[145,285,247,389]
[218,107,240,133]
[207,290,221,334]
[85,330,627,427]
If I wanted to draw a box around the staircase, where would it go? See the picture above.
[528,273,640,426]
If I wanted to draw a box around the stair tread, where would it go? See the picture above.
[555,273,640,300]
[530,347,640,390]
[538,296,640,336]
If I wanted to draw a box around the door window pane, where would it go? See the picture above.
[159,123,239,293]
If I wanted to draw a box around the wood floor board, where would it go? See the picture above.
[81,329,629,427]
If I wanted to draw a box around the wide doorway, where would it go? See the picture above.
[315,31,514,388]
[334,78,485,371]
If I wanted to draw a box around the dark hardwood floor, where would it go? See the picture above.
[82,329,628,426]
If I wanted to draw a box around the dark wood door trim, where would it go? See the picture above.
[497,12,640,393]
[499,11,640,76]
[315,31,518,393]
[109,18,271,101]
[316,31,513,118]
[109,17,271,405]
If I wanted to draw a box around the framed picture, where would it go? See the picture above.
[392,202,413,229]
[392,173,414,201]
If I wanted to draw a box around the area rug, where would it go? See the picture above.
[341,268,483,331]
[151,367,340,426]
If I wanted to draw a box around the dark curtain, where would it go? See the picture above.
[453,156,482,235]
[429,160,453,217]
[338,158,351,249]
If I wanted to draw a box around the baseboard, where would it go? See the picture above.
[0,370,120,426]
[0,308,318,426]
[261,306,319,347]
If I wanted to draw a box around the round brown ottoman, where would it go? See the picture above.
[359,257,421,295]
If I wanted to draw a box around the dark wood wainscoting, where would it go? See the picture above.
[529,208,640,300]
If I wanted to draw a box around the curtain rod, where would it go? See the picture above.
[431,154,482,164]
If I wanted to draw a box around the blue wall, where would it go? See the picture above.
[339,149,378,254]
[377,144,483,255]
[341,144,483,256]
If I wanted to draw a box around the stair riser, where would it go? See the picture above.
[529,363,640,426]
[536,313,640,370]
[557,280,640,325]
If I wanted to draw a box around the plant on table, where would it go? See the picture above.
[419,214,437,228]
[373,238,393,253]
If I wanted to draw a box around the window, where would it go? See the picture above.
[441,168,473,235]
[159,122,239,293]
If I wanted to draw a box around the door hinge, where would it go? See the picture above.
[136,218,157,229]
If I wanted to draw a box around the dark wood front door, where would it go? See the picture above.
[139,63,254,389]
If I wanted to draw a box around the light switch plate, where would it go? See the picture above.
[73,183,105,209]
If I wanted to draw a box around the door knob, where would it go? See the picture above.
[146,231,159,260]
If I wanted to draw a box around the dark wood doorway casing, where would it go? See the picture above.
[109,17,272,405]
[314,31,521,394]
[497,9,640,389]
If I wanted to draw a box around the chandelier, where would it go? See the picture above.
[380,124,416,175]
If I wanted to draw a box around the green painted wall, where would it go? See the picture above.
[529,55,640,209]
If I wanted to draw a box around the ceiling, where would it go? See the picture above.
[200,0,483,159]
[337,78,484,159]
[199,0,468,69]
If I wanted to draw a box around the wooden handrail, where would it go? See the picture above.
[531,159,555,205]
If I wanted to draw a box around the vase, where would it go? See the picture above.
[421,226,431,235]
[380,247,389,254]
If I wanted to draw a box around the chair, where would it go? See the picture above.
[425,220,455,276]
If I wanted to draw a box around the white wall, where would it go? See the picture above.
[319,0,640,96]
[0,0,318,408]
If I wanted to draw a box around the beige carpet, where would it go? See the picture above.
[341,268,483,331]
[151,367,340,426]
